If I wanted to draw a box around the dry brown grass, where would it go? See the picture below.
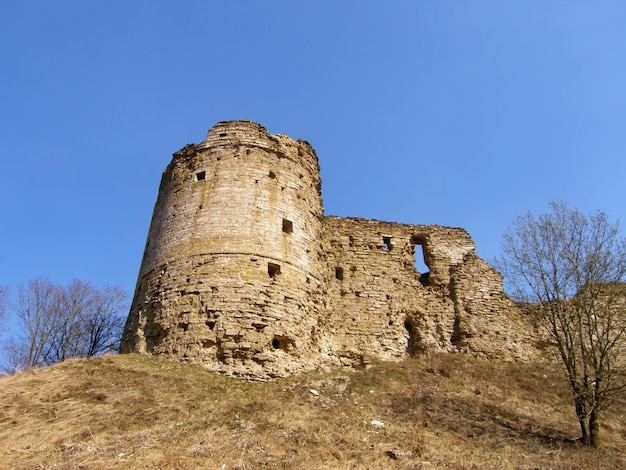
[0,353,624,469]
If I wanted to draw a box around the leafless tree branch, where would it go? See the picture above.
[496,200,626,447]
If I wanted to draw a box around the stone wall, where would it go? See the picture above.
[120,121,537,379]
[319,217,534,365]
[120,121,327,378]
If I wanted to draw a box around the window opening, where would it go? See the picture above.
[268,262,281,278]
[282,219,293,233]
[412,237,430,285]
[196,171,206,181]
[335,267,344,280]
[383,236,392,251]
[268,170,276,179]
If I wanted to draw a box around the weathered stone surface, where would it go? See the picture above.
[120,120,537,378]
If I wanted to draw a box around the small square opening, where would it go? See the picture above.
[335,267,344,280]
[196,171,206,181]
[383,236,392,251]
[268,262,281,278]
[282,219,293,233]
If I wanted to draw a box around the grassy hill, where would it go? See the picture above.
[0,353,624,469]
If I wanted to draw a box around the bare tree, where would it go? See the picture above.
[496,200,626,446]
[5,278,127,370]
[6,278,59,369]
[75,283,128,358]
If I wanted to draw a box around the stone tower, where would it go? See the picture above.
[120,121,327,377]
[121,120,537,379]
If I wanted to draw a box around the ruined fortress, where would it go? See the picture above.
[120,121,536,379]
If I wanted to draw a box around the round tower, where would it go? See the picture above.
[120,121,325,378]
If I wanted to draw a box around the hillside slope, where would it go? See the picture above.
[0,354,624,469]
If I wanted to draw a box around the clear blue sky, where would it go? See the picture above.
[1,1,625,308]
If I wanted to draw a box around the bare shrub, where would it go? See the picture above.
[5,278,127,370]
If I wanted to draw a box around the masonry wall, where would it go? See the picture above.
[120,121,327,378]
[320,217,535,363]
[121,121,537,379]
